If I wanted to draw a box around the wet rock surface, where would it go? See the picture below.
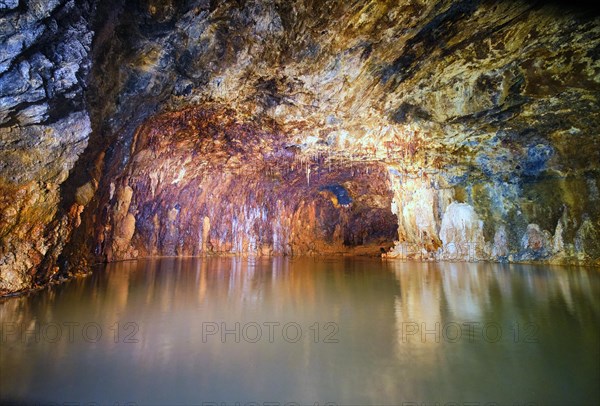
[92,107,398,260]
[1,0,600,294]
[0,0,94,293]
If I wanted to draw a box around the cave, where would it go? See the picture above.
[1,0,599,404]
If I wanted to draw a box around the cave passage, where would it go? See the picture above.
[1,0,600,404]
[1,0,599,294]
[95,107,399,261]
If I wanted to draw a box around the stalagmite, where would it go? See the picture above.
[202,216,211,253]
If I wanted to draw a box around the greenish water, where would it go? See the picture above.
[1,258,599,405]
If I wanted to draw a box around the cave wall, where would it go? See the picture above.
[1,0,599,294]
[94,106,397,260]
[80,0,600,266]
[0,0,95,293]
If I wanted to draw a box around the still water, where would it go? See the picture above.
[1,258,599,405]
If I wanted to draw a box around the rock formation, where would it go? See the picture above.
[1,0,599,294]
[0,0,94,292]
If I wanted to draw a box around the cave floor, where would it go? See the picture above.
[1,257,599,405]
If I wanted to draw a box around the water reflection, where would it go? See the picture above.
[0,258,598,405]
[389,261,600,404]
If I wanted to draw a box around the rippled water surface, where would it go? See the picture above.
[1,258,599,405]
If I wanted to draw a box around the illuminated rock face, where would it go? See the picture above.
[93,107,398,260]
[1,0,600,293]
[0,1,94,293]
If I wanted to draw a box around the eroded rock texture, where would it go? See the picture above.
[92,107,397,260]
[0,0,94,293]
[1,0,599,294]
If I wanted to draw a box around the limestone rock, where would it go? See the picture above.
[520,223,550,260]
[0,0,94,294]
[492,225,509,259]
[439,202,485,261]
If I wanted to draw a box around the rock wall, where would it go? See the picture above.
[80,0,598,266]
[0,0,94,294]
[384,166,599,265]
[91,106,398,261]
[1,0,599,294]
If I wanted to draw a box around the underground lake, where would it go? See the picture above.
[1,0,600,404]
[1,257,599,405]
